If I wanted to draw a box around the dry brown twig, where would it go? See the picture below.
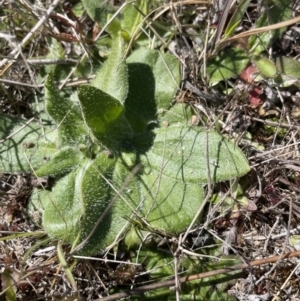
[94,250,300,301]
[218,14,300,49]
[0,0,62,72]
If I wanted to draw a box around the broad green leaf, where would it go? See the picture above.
[252,56,277,78]
[45,73,88,144]
[78,85,132,150]
[275,56,300,78]
[158,103,194,126]
[111,153,203,250]
[75,55,102,78]
[134,20,174,48]
[133,249,175,279]
[71,2,85,18]
[43,38,71,80]
[35,147,84,177]
[248,1,292,55]
[276,75,300,88]
[125,48,180,132]
[35,124,250,255]
[179,256,242,300]
[130,103,193,141]
[43,165,87,244]
[92,35,128,103]
[75,152,121,255]
[122,0,148,38]
[120,155,204,244]
[41,125,249,255]
[276,74,300,88]
[144,125,250,184]
[81,0,115,25]
[95,36,114,58]
[206,47,249,84]
[72,150,203,254]
[105,13,122,38]
[131,130,155,153]
[0,115,57,172]
[138,166,204,232]
[29,188,53,213]
[224,0,251,38]
[129,250,240,300]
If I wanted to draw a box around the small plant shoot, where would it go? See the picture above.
[2,0,299,300]
[0,35,250,256]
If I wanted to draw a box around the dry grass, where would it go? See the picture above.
[1,0,300,300]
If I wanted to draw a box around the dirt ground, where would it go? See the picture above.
[1,0,300,300]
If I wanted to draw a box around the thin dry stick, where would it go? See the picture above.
[93,1,137,43]
[71,255,140,266]
[94,250,300,301]
[248,141,300,160]
[218,14,300,47]
[0,117,35,143]
[126,4,169,54]
[263,216,280,253]
[256,197,293,286]
[125,0,210,58]
[0,0,62,70]
[201,16,211,80]
[0,33,37,86]
[271,260,300,301]
[251,116,300,131]
[218,110,300,131]
[0,73,94,88]
[211,0,235,47]
[277,88,300,157]
[206,228,247,264]
[272,226,300,240]
[174,255,180,301]
[271,89,287,148]
[251,151,300,168]
[0,79,40,88]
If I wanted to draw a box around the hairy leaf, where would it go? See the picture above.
[75,150,203,254]
[92,35,128,103]
[43,166,87,244]
[45,73,88,144]
[122,0,148,38]
[36,147,84,177]
[78,85,132,150]
[0,115,57,172]
[76,152,120,255]
[81,0,115,25]
[74,125,249,253]
[39,122,250,255]
[275,56,300,78]
[138,166,204,232]
[158,103,194,126]
[43,38,71,81]
[125,48,180,132]
[129,250,240,300]
[206,47,249,84]
[252,56,277,78]
[144,125,250,184]
[105,13,122,38]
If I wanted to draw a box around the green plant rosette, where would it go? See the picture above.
[0,35,250,256]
